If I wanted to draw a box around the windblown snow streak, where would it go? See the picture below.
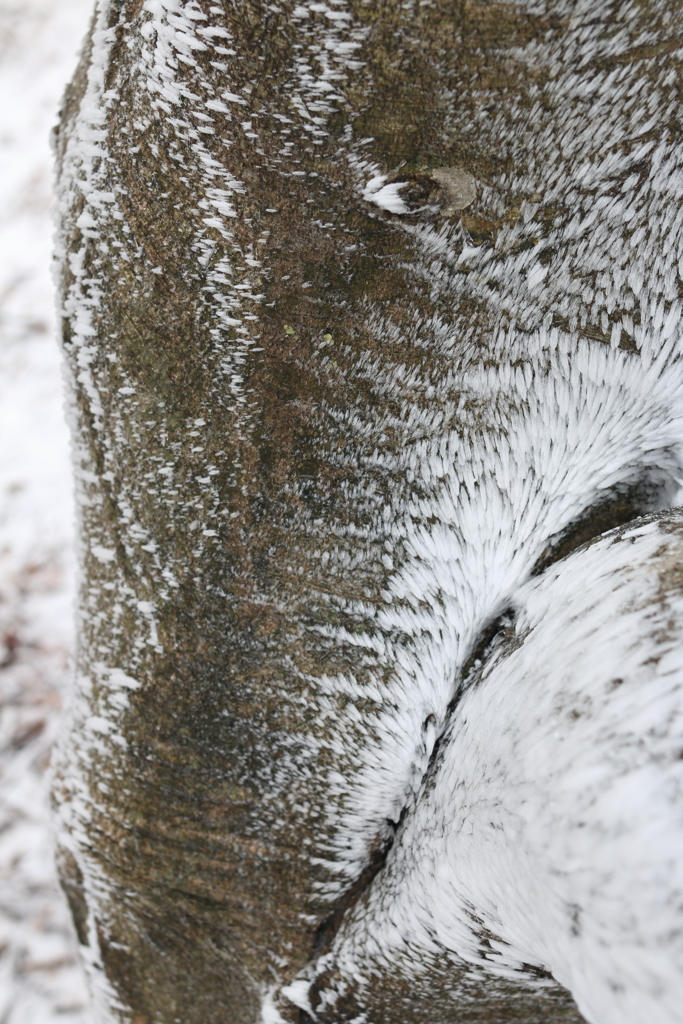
[53,0,683,1022]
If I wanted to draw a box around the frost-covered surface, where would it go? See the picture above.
[0,0,92,1020]
[322,511,683,1024]
[50,0,683,1021]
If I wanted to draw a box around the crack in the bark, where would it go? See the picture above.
[311,808,408,960]
[531,477,676,578]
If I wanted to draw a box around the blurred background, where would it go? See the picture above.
[0,0,93,1019]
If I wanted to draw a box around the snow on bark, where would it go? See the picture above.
[317,510,683,1024]
[53,0,683,1022]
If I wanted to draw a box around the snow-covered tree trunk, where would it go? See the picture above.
[53,1,683,1022]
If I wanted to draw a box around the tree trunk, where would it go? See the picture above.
[52,1,683,1022]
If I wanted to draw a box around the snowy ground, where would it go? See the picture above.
[0,0,93,1019]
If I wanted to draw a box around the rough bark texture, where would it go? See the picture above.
[53,0,683,1022]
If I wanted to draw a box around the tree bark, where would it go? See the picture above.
[52,1,683,1022]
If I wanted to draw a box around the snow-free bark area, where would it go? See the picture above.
[0,1,92,1020]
